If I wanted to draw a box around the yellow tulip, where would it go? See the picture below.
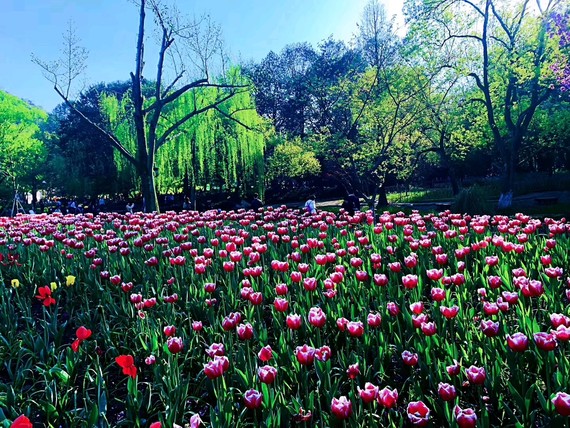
[50,282,58,291]
[66,275,76,286]
[11,279,20,288]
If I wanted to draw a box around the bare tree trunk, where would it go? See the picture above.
[377,185,388,208]
[140,168,159,212]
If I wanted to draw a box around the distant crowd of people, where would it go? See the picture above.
[15,191,362,216]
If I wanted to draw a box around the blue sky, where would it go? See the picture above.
[0,0,404,112]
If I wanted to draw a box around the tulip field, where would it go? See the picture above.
[0,207,569,427]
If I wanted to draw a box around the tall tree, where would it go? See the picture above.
[34,1,249,212]
[100,68,266,203]
[0,91,47,208]
[246,40,363,138]
[549,9,570,90]
[407,0,563,195]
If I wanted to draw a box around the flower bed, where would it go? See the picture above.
[0,208,568,427]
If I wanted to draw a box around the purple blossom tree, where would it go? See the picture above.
[550,11,570,91]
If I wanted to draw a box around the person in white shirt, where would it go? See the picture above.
[304,195,317,214]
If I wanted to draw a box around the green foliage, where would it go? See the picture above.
[0,90,47,196]
[451,185,493,214]
[100,68,267,196]
[99,90,139,194]
[266,137,321,183]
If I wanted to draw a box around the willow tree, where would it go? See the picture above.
[33,0,249,212]
[101,68,266,201]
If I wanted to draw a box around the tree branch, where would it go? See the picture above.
[53,85,138,165]
[155,90,240,149]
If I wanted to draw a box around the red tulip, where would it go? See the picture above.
[540,254,552,266]
[358,382,379,404]
[431,287,446,302]
[447,361,460,376]
[204,282,216,293]
[329,271,344,284]
[206,343,225,357]
[435,253,448,265]
[346,363,360,379]
[315,345,331,362]
[373,273,388,286]
[275,283,288,295]
[409,301,424,314]
[438,382,457,401]
[116,355,137,378]
[501,291,519,304]
[286,314,302,330]
[303,277,317,291]
[407,401,430,426]
[454,405,478,428]
[167,336,184,354]
[290,271,302,283]
[258,345,273,362]
[10,415,33,428]
[545,267,564,278]
[552,392,570,416]
[204,356,229,379]
[421,322,437,336]
[76,326,92,340]
[337,318,348,332]
[389,262,402,272]
[71,338,82,352]
[404,254,417,268]
[552,325,570,342]
[465,365,486,385]
[440,305,459,319]
[427,269,443,281]
[36,286,56,307]
[163,325,177,337]
[377,386,398,409]
[149,422,162,428]
[273,298,289,312]
[488,275,502,289]
[412,314,428,328]
[402,274,418,289]
[347,321,364,337]
[483,302,499,316]
[222,316,237,331]
[192,321,203,332]
[331,396,353,419]
[551,313,570,328]
[237,323,254,340]
[248,292,263,305]
[295,344,316,365]
[387,302,400,317]
[257,365,277,384]
[243,388,263,409]
[350,257,363,268]
[507,332,529,352]
[355,270,369,282]
[367,312,382,328]
[308,307,326,328]
[402,350,419,366]
[480,320,500,337]
[534,332,557,351]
